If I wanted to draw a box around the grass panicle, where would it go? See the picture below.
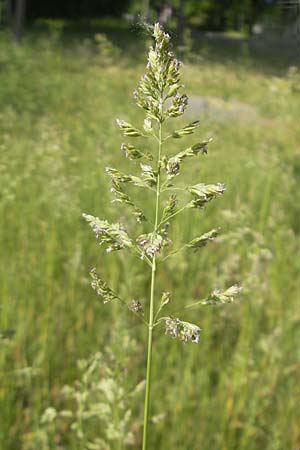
[83,23,241,449]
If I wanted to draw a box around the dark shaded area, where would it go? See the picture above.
[3,0,300,46]
[26,0,132,19]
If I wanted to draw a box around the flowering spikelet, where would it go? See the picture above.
[172,120,200,138]
[202,285,243,305]
[116,119,142,137]
[187,228,220,251]
[130,299,143,313]
[108,176,147,223]
[165,141,210,177]
[166,93,188,118]
[161,195,178,222]
[187,183,226,209]
[90,268,120,303]
[165,317,201,344]
[106,166,156,191]
[136,232,163,258]
[133,23,186,122]
[140,163,157,187]
[161,291,171,306]
[121,143,153,161]
[82,214,133,252]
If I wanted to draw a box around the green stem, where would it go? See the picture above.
[77,395,85,450]
[142,121,162,450]
[157,205,186,228]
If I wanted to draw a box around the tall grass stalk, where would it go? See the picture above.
[83,23,241,448]
[142,120,162,450]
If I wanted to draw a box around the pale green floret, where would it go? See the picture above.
[172,120,200,138]
[143,117,153,133]
[187,228,220,251]
[106,166,156,190]
[140,163,158,187]
[121,143,153,161]
[161,194,178,222]
[116,118,143,137]
[105,167,132,183]
[202,285,243,305]
[164,140,210,177]
[187,182,226,208]
[161,291,171,306]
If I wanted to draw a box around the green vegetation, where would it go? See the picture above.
[0,23,300,450]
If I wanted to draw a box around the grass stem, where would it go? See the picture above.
[142,121,162,450]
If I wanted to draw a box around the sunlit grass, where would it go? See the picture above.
[0,25,299,449]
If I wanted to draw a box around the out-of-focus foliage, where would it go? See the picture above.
[38,338,144,449]
[4,0,283,32]
[183,0,274,31]
[130,0,280,32]
[0,20,300,450]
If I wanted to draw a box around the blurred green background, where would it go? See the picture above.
[1,1,300,449]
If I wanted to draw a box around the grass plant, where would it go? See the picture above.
[83,23,241,448]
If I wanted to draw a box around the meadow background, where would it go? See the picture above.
[1,10,300,450]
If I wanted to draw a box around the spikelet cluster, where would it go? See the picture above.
[165,317,201,344]
[133,23,188,122]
